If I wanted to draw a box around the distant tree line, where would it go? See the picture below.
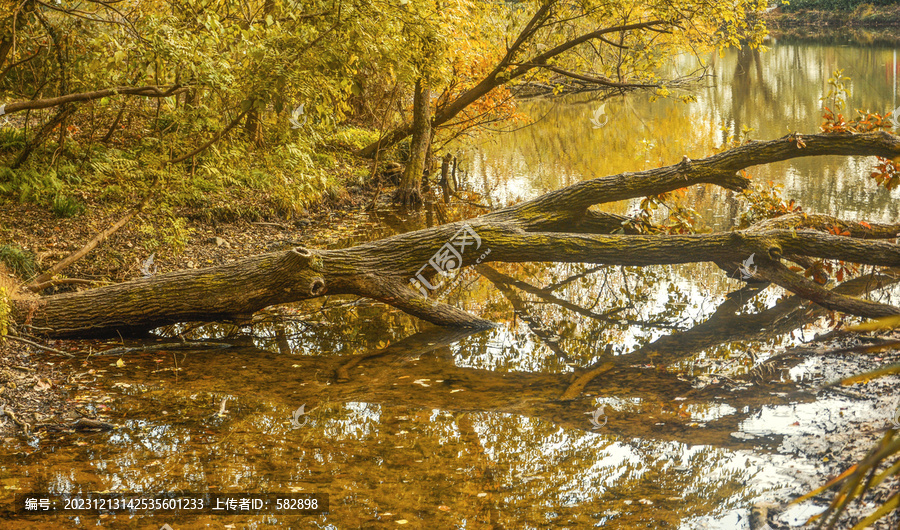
[781,0,900,12]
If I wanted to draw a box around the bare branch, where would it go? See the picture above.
[2,85,191,115]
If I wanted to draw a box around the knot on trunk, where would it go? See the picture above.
[289,246,324,272]
[309,277,327,296]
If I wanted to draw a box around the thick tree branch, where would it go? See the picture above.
[1,85,191,115]
[754,259,900,318]
[504,132,900,221]
[12,133,900,337]
[536,64,660,88]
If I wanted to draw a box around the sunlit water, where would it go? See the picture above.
[3,35,900,529]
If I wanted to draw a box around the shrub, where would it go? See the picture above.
[51,195,85,218]
[0,245,36,279]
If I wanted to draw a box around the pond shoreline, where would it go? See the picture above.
[764,5,900,30]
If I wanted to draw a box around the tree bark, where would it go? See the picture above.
[0,37,12,75]
[10,132,900,337]
[1,85,191,115]
[396,79,431,206]
[244,109,262,145]
[439,152,452,203]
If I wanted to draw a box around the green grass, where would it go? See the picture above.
[51,195,85,218]
[0,245,36,279]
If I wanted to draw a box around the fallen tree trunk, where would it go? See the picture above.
[11,132,900,337]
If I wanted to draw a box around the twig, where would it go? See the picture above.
[28,198,149,288]
[0,405,31,434]
[2,334,75,357]
[167,110,249,165]
[451,191,492,210]
[27,278,101,291]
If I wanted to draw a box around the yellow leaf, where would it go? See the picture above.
[116,358,125,368]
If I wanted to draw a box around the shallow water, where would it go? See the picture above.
[3,36,900,529]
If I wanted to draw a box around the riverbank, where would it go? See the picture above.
[0,187,375,439]
[765,4,900,30]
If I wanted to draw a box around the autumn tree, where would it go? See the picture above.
[356,0,770,168]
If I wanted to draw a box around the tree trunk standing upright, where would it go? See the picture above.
[397,79,431,206]
[0,37,12,74]
[244,110,262,145]
[0,0,35,75]
[439,152,453,203]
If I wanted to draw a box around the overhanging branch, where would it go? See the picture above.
[1,85,191,115]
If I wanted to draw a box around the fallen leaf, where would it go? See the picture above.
[116,358,125,368]
[438,505,451,511]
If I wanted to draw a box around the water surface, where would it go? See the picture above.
[4,35,900,529]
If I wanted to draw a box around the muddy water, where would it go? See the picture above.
[4,37,900,529]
